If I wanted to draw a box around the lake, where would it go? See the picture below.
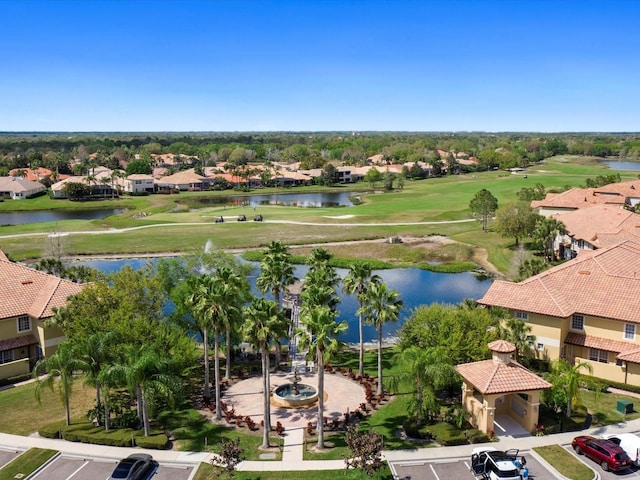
[75,257,492,345]
[0,208,128,226]
[192,191,356,208]
[601,160,640,171]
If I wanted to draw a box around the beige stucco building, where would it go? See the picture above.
[0,251,85,380]
[478,241,640,386]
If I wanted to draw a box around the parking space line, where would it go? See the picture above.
[66,460,89,479]
[430,464,440,480]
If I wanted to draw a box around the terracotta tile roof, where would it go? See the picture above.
[0,252,85,320]
[0,334,38,352]
[617,348,640,364]
[551,205,640,248]
[157,169,206,184]
[456,359,552,395]
[564,332,635,353]
[532,180,640,211]
[488,340,516,353]
[478,241,640,323]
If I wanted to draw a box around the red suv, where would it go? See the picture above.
[572,435,632,472]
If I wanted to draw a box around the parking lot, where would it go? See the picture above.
[565,445,640,480]
[28,454,195,480]
[390,453,559,480]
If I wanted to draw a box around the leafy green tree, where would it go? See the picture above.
[494,201,538,246]
[516,257,547,281]
[342,262,381,376]
[501,319,535,362]
[243,298,289,448]
[125,158,152,175]
[391,346,457,424]
[297,305,347,448]
[107,344,181,436]
[469,189,498,232]
[399,303,499,364]
[533,216,566,262]
[547,359,593,417]
[517,183,546,202]
[321,163,339,186]
[361,281,403,395]
[62,181,92,200]
[383,170,395,191]
[34,341,84,426]
[364,167,382,187]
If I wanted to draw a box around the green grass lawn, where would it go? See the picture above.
[1,156,633,273]
[0,381,95,435]
[0,448,58,480]
[192,462,393,480]
[534,445,594,480]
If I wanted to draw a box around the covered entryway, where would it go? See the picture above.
[456,340,552,436]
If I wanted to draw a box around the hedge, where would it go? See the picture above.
[38,420,169,449]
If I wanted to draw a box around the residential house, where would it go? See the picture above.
[550,205,640,259]
[478,241,640,386]
[0,251,85,380]
[0,177,46,199]
[8,167,55,183]
[121,174,155,194]
[50,168,117,199]
[156,169,210,192]
[532,179,640,217]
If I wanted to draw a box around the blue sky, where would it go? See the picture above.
[1,0,638,132]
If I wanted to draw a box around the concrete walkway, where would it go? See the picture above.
[2,414,640,472]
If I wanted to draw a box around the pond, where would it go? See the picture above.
[75,257,492,345]
[601,160,640,171]
[0,208,128,226]
[192,191,356,208]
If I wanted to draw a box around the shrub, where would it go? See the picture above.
[136,433,169,449]
[39,420,66,439]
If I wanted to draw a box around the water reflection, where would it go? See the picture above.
[0,208,128,226]
[192,191,355,208]
[601,160,640,171]
[74,257,492,344]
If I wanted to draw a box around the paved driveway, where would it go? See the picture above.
[390,454,558,480]
[29,455,194,480]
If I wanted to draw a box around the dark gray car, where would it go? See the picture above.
[108,454,153,480]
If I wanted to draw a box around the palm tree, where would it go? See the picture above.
[71,331,118,425]
[306,247,332,271]
[391,346,457,424]
[343,262,381,376]
[243,297,289,448]
[188,271,240,420]
[256,241,296,307]
[533,216,566,262]
[297,305,348,449]
[502,318,535,362]
[361,281,403,395]
[33,342,84,426]
[550,358,593,417]
[107,344,181,436]
[185,275,214,402]
[216,267,249,381]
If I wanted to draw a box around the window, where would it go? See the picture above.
[135,180,142,184]
[17,315,31,332]
[537,343,544,351]
[571,314,584,330]
[589,348,608,363]
[624,324,636,341]
[0,350,14,364]
[560,345,567,359]
[515,311,528,321]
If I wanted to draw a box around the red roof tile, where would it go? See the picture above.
[478,241,640,323]
[488,340,516,353]
[564,332,634,353]
[456,359,552,395]
[0,334,38,352]
[0,252,85,320]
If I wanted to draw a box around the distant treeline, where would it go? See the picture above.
[1,131,639,177]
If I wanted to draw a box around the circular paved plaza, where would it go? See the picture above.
[222,370,367,428]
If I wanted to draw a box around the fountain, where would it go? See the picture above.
[272,368,319,408]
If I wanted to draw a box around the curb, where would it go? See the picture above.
[25,450,62,480]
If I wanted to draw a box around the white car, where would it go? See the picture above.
[603,433,640,466]
[470,447,523,480]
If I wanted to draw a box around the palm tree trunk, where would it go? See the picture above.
[261,343,270,449]
[136,385,143,426]
[104,394,110,431]
[225,327,231,380]
[141,390,151,437]
[358,310,364,377]
[65,398,71,426]
[214,327,222,420]
[317,346,325,449]
[377,324,383,395]
[203,328,211,400]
